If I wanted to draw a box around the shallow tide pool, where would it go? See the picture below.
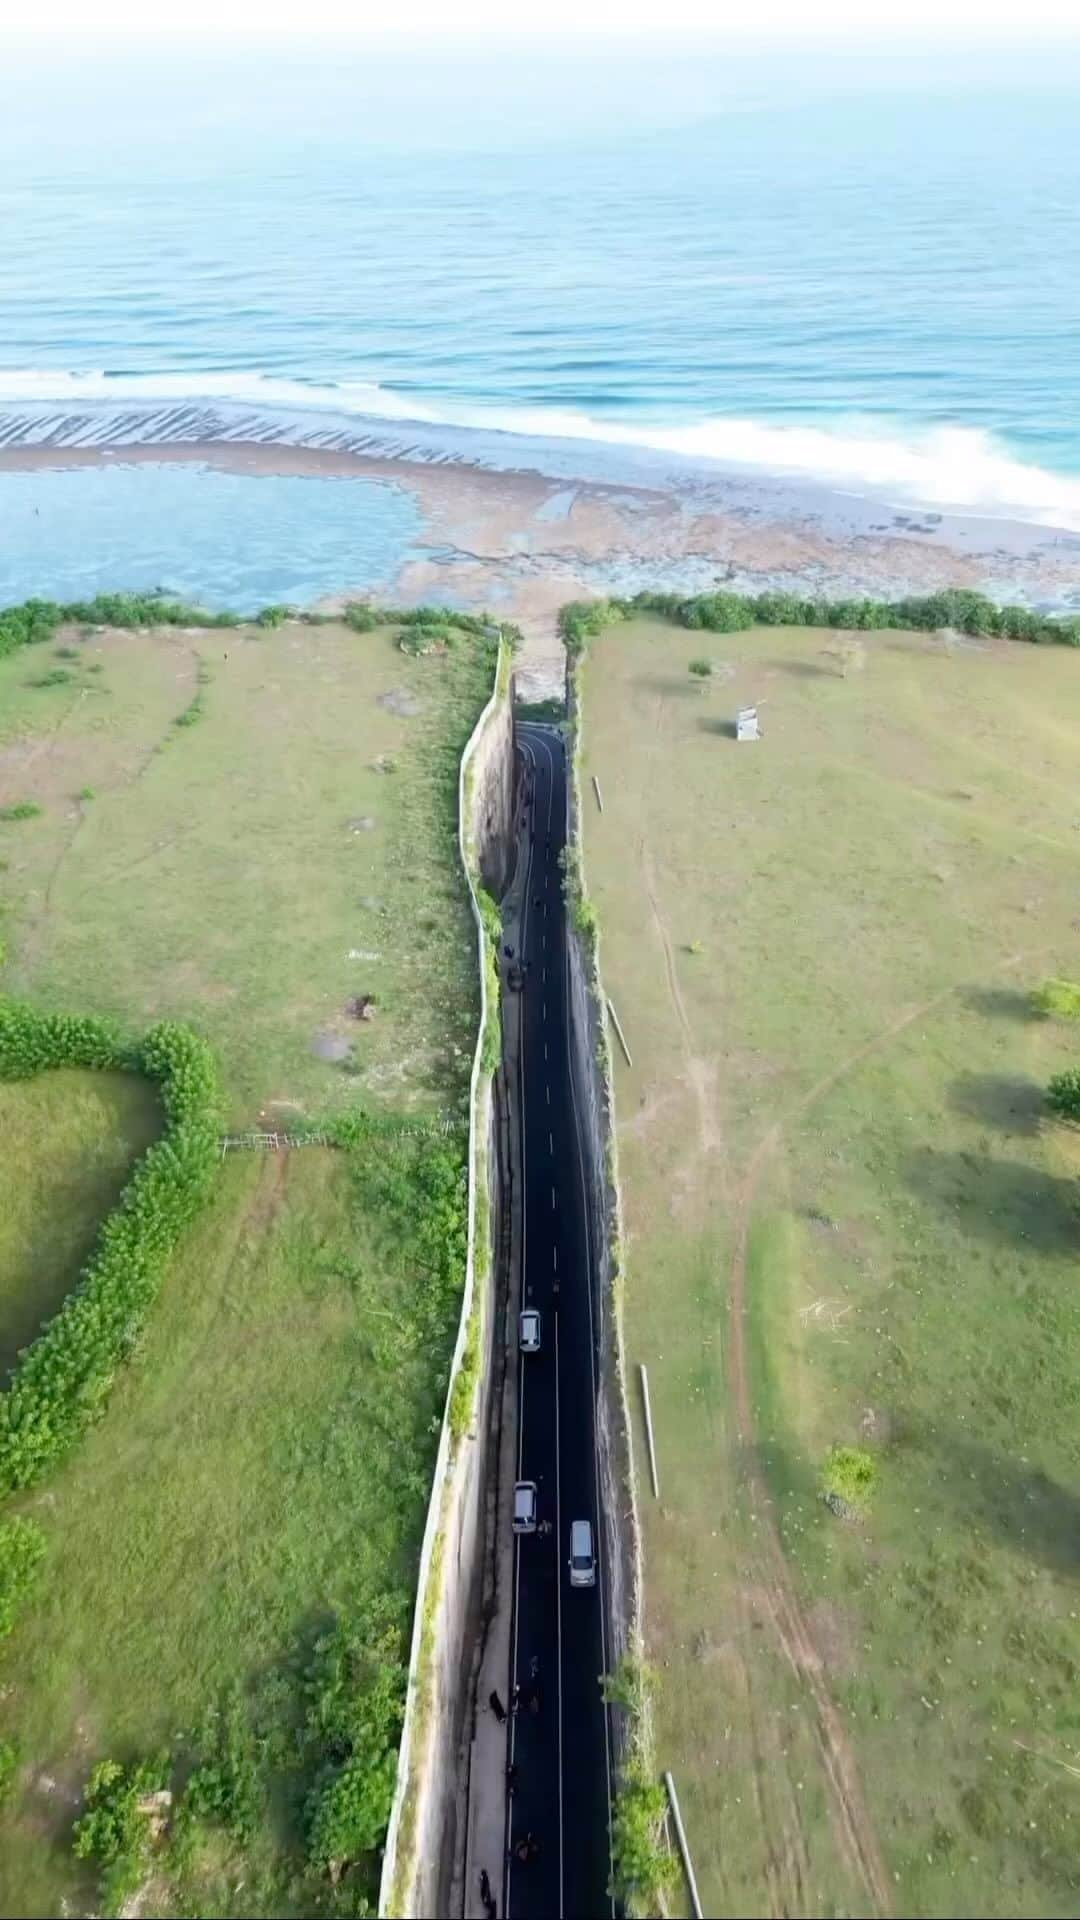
[0,461,422,611]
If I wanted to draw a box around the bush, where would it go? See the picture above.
[73,1753,170,1918]
[343,602,380,633]
[0,1004,222,1493]
[688,658,713,680]
[1032,979,1080,1021]
[608,1762,675,1912]
[1046,1067,1080,1124]
[682,591,755,634]
[183,1687,259,1841]
[255,603,292,629]
[303,1609,406,1877]
[601,1655,675,1912]
[821,1443,877,1509]
[556,587,1080,654]
[0,1515,46,1640]
[0,1737,17,1808]
[0,801,43,822]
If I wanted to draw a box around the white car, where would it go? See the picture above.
[519,1308,541,1353]
[568,1518,596,1587]
[513,1480,538,1534]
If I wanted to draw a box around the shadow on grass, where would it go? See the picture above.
[929,1428,1080,1577]
[766,657,834,679]
[905,1147,1080,1254]
[960,985,1039,1022]
[254,1605,340,1853]
[631,671,705,698]
[697,716,739,739]
[948,1072,1046,1138]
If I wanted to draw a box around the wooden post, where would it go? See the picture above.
[639,1363,660,1499]
[664,1772,704,1920]
[606,997,633,1067]
[592,773,604,812]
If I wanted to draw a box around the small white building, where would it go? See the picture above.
[736,706,761,742]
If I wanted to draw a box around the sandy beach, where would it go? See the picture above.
[3,405,1080,697]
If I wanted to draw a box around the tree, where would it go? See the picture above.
[1046,1068,1080,1124]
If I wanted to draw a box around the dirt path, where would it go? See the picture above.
[723,944,1048,1913]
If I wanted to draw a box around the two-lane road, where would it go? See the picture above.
[504,723,613,1920]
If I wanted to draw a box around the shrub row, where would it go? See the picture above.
[559,587,1080,656]
[601,1654,676,1913]
[0,1002,223,1494]
[0,591,523,661]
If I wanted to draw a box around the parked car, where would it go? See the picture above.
[519,1308,541,1353]
[513,1480,538,1534]
[568,1518,596,1587]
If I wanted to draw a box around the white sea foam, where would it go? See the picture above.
[2,369,1080,533]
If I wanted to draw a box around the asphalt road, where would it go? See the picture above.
[503,722,614,1920]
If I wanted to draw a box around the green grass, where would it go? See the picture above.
[0,1071,160,1379]
[0,620,492,1124]
[0,1128,465,1917]
[0,614,496,1915]
[580,616,1080,1919]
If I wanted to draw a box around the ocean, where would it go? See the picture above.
[2,34,1080,603]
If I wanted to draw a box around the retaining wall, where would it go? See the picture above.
[564,669,644,1776]
[379,655,516,1918]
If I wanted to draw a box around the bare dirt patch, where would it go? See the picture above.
[377,687,422,717]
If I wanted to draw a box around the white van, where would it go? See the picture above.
[568,1518,596,1587]
[513,1481,538,1534]
[519,1308,541,1353]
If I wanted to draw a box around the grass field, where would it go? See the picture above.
[0,617,488,1122]
[0,614,493,1913]
[0,1132,465,1917]
[0,1070,160,1378]
[579,617,1080,1919]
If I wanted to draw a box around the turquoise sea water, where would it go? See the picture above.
[0,464,420,610]
[1,33,1080,596]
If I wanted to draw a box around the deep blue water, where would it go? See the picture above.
[2,36,1080,539]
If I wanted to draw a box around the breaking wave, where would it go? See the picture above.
[3,369,1080,531]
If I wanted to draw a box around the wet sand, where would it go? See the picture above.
[3,415,1079,700]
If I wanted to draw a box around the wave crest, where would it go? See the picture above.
[1,368,1079,532]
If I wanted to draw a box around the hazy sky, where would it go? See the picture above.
[4,0,1079,33]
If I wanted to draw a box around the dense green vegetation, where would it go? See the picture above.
[0,1517,45,1643]
[1033,977,1080,1020]
[0,1003,221,1496]
[0,590,513,661]
[1046,1066,1080,1122]
[560,585,1080,656]
[602,1655,674,1915]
